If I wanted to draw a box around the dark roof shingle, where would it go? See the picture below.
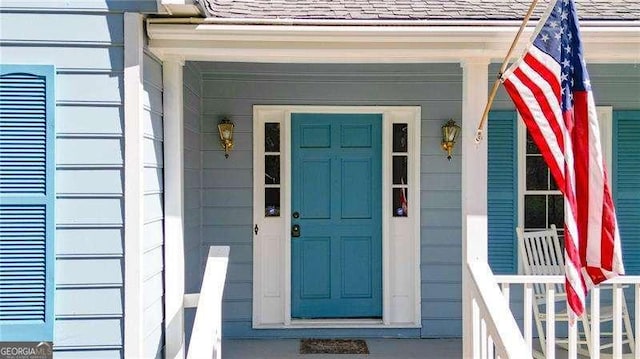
[197,0,640,21]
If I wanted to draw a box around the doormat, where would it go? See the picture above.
[300,339,369,354]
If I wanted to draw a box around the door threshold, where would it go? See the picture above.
[254,318,421,329]
[289,318,385,328]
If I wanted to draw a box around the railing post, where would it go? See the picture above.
[568,318,577,359]
[481,319,488,358]
[468,264,531,358]
[472,299,481,358]
[636,284,640,356]
[523,283,533,350]
[613,284,623,358]
[591,287,601,359]
[545,284,555,359]
[186,246,230,359]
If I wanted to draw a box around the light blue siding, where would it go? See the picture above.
[144,137,164,167]
[142,298,164,352]
[0,0,157,12]
[56,106,123,135]
[56,259,122,286]
[55,319,122,347]
[57,198,123,226]
[56,229,123,256]
[56,288,123,317]
[0,13,124,43]
[143,273,164,309]
[57,138,123,166]
[193,62,463,338]
[57,169,123,195]
[57,73,123,104]
[143,247,164,283]
[54,350,121,359]
[144,220,164,252]
[0,4,129,355]
[0,47,124,72]
[183,62,203,347]
[142,51,165,359]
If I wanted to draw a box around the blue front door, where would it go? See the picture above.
[291,113,382,318]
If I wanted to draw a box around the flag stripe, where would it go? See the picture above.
[521,50,565,149]
[503,75,565,188]
[573,92,591,280]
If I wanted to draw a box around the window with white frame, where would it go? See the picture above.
[518,107,613,235]
[522,129,564,232]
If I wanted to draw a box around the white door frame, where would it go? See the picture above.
[252,105,421,329]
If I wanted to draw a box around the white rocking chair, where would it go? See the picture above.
[517,225,635,358]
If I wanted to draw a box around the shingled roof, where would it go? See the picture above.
[197,0,640,21]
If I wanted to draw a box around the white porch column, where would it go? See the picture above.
[164,57,186,359]
[460,58,490,358]
[123,12,145,359]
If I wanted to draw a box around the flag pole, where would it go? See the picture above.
[474,0,540,143]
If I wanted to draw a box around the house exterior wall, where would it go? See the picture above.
[192,61,638,339]
[193,61,463,338]
[0,2,158,357]
[183,61,204,346]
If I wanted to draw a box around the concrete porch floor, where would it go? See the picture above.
[222,338,588,358]
[222,339,462,359]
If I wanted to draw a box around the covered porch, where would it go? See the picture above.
[143,10,640,359]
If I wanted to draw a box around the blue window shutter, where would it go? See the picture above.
[613,110,640,275]
[0,65,55,341]
[488,111,518,274]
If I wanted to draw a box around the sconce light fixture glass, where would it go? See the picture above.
[441,119,461,161]
[218,118,235,158]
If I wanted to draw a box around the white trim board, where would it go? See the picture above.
[147,23,640,63]
[123,12,145,359]
[163,58,186,359]
[252,105,421,329]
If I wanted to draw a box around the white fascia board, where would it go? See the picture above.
[147,23,640,63]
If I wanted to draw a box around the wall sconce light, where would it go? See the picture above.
[218,117,235,158]
[441,119,461,161]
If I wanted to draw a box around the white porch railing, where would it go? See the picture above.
[468,261,532,358]
[495,274,640,359]
[184,246,230,359]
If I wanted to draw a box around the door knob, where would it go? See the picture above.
[291,224,301,237]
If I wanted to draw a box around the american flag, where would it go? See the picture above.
[400,178,408,216]
[501,0,624,317]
